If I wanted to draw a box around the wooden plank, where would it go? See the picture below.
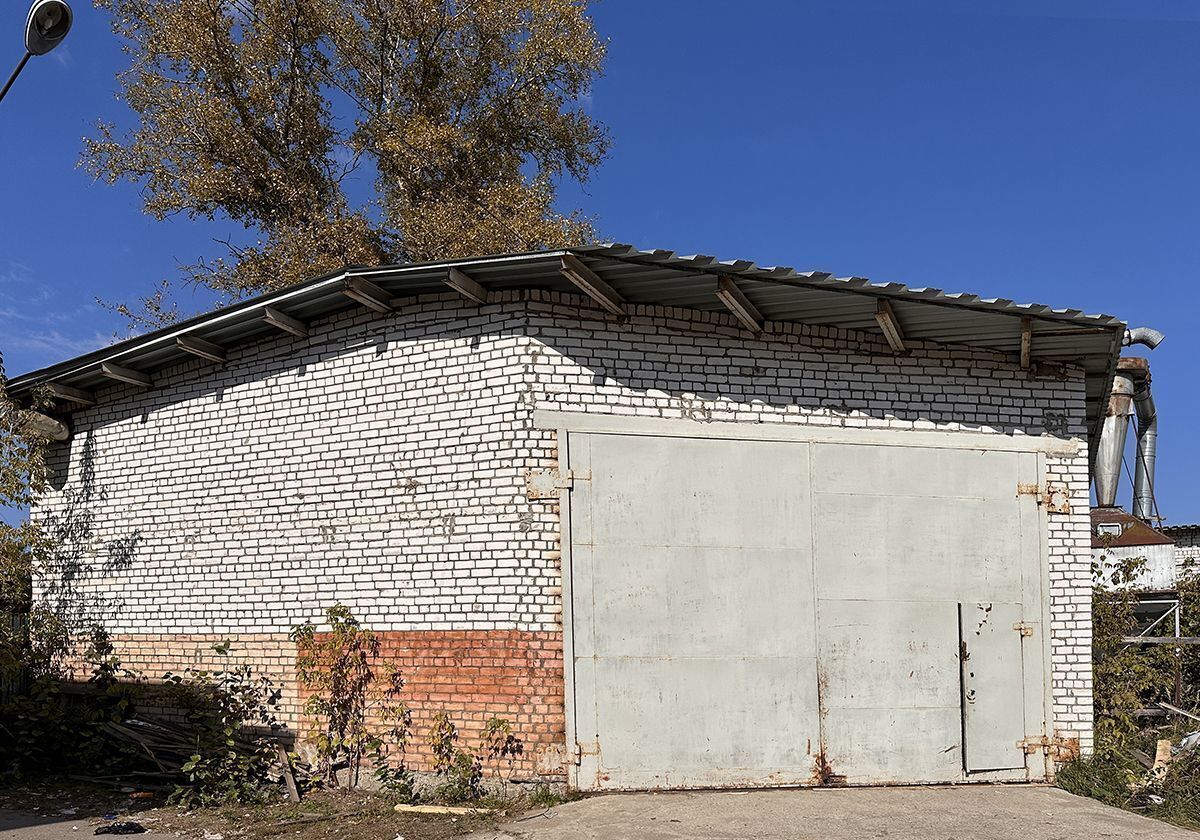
[275,742,301,803]
[263,306,309,338]
[560,253,626,317]
[46,381,95,406]
[1020,317,1033,370]
[444,267,489,304]
[1159,701,1200,722]
[100,362,152,389]
[176,334,227,364]
[342,277,393,314]
[1123,637,1200,645]
[874,299,906,353]
[715,276,763,334]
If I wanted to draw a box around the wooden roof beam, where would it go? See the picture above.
[444,267,490,305]
[715,277,764,334]
[263,306,309,338]
[1020,316,1033,370]
[875,299,907,353]
[342,277,393,314]
[176,334,227,364]
[101,362,152,389]
[46,381,95,407]
[560,254,626,317]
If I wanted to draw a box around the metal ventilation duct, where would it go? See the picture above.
[1094,372,1135,508]
[1132,371,1158,520]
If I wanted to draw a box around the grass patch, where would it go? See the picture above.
[1057,748,1200,831]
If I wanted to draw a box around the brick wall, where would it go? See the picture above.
[32,288,1096,774]
[1170,526,1200,580]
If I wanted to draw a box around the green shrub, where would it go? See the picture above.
[163,641,283,807]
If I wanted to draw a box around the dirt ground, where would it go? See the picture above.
[0,783,501,840]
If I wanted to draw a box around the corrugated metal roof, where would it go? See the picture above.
[6,243,1125,448]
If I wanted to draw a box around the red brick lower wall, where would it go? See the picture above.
[91,629,566,779]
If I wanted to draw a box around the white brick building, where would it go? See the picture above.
[10,245,1126,788]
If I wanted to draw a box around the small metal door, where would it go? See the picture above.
[961,601,1029,772]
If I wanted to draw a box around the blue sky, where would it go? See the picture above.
[1,0,1197,520]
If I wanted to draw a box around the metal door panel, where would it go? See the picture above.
[588,546,817,658]
[590,654,821,789]
[812,443,1020,500]
[812,494,1022,603]
[961,601,1027,772]
[820,708,965,784]
[585,434,812,549]
[817,598,963,783]
[568,432,819,790]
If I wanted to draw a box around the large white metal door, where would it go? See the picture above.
[566,432,821,789]
[809,442,1041,783]
[563,426,1048,790]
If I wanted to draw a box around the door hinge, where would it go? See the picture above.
[1017,735,1052,755]
[1016,481,1071,514]
[1013,621,1035,637]
[525,468,591,499]
[572,740,601,765]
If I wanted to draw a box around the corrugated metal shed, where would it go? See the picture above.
[5,243,1124,446]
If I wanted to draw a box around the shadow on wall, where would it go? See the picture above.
[47,291,1084,449]
[38,432,142,650]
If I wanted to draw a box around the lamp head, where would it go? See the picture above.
[25,0,72,56]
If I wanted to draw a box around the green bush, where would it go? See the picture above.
[163,641,283,807]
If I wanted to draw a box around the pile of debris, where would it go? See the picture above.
[1128,702,1200,805]
[79,714,303,802]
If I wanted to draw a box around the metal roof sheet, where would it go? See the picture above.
[6,243,1125,449]
[1091,507,1175,549]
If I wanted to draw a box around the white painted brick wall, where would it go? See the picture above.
[1171,527,1200,580]
[31,288,1095,752]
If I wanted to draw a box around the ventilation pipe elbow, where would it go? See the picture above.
[1124,327,1166,350]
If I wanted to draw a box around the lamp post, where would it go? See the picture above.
[0,0,73,105]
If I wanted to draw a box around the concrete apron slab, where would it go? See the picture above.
[472,786,1200,840]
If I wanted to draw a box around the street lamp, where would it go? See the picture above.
[0,0,73,105]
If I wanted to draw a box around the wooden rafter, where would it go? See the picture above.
[101,362,152,388]
[46,382,95,406]
[263,306,309,338]
[874,299,907,353]
[176,335,227,364]
[1020,317,1033,370]
[715,277,764,334]
[342,277,393,314]
[444,267,490,305]
[560,254,626,317]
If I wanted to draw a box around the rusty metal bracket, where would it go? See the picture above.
[525,468,590,499]
[572,740,600,765]
[1042,481,1071,514]
[1017,735,1052,755]
[1013,621,1035,637]
[1016,482,1071,514]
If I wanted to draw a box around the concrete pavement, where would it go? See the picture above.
[0,809,175,839]
[474,785,1198,840]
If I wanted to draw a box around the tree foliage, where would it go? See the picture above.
[85,0,609,300]
[0,357,51,678]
